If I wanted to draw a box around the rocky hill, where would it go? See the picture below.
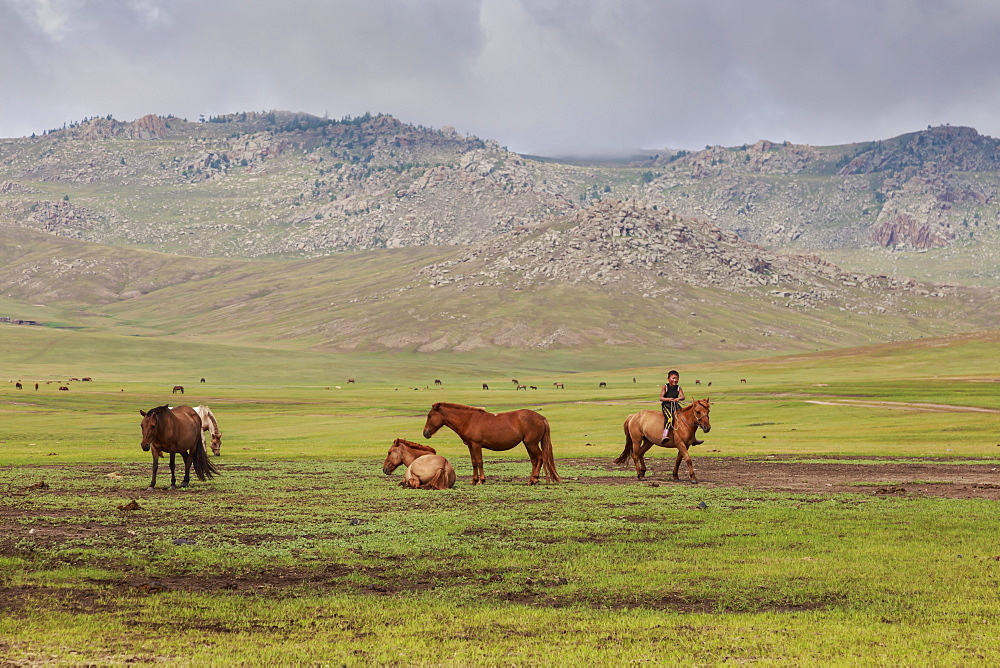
[3,112,998,269]
[1,112,999,356]
[640,126,1000,261]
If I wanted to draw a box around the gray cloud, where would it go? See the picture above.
[3,0,1000,153]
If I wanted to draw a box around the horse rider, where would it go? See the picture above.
[659,369,685,443]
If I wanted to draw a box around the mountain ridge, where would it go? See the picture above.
[2,112,999,357]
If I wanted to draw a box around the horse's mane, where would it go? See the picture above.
[146,405,171,417]
[395,438,437,454]
[432,402,488,413]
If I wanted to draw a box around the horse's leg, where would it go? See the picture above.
[180,451,192,488]
[168,452,177,488]
[524,439,543,485]
[149,453,158,489]
[673,443,697,483]
[467,442,485,485]
[625,423,644,479]
[637,439,654,479]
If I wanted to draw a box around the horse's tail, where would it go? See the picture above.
[192,435,220,481]
[540,418,561,483]
[613,415,634,465]
[426,466,452,490]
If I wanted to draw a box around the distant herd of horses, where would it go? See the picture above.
[9,376,726,490]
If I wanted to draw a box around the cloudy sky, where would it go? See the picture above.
[3,0,1000,155]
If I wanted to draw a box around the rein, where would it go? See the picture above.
[673,404,707,432]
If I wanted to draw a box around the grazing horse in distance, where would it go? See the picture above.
[599,382,607,388]
[172,385,184,394]
[15,382,22,390]
[434,379,443,386]
[139,405,219,488]
[695,379,701,385]
[423,403,560,485]
[740,378,747,384]
[58,386,69,391]
[347,378,355,384]
[193,405,222,456]
[516,384,527,391]
[511,379,519,385]
[553,382,564,389]
[200,377,206,383]
[482,383,489,390]
[382,438,456,490]
[614,399,711,483]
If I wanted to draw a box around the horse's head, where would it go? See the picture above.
[139,406,167,452]
[692,398,711,433]
[422,404,445,439]
[210,432,222,456]
[383,438,406,475]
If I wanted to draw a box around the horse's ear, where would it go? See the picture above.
[140,409,147,417]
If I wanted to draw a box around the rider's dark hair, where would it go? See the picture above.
[667,370,679,378]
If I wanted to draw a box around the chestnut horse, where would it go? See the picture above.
[139,405,219,488]
[382,438,456,490]
[422,402,560,485]
[614,399,711,483]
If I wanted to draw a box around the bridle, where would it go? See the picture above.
[675,401,710,431]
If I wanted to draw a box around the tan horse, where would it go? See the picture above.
[382,438,456,490]
[614,399,712,483]
[194,405,222,456]
[139,405,219,488]
[422,402,560,485]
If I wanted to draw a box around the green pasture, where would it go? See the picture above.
[2,327,1000,663]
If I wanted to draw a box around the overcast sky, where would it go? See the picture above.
[3,0,1000,155]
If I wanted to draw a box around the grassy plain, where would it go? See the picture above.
[2,326,1000,664]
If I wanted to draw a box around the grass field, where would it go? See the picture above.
[2,327,1000,663]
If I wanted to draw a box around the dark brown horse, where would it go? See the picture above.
[382,438,456,490]
[422,402,560,485]
[139,405,219,488]
[614,399,711,483]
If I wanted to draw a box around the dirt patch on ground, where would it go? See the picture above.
[568,455,1000,499]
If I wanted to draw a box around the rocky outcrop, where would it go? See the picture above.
[418,199,926,318]
[871,212,951,249]
[56,114,170,141]
[839,125,1000,175]
[123,114,168,140]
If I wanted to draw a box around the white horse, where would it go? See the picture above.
[194,405,222,456]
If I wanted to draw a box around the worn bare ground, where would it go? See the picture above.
[1,458,999,618]
[572,455,1000,499]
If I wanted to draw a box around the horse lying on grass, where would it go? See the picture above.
[382,438,456,490]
